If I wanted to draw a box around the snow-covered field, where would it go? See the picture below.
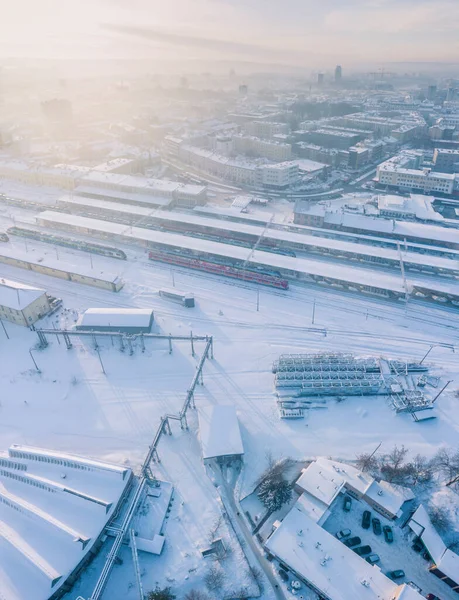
[1,225,459,598]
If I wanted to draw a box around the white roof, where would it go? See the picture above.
[365,480,414,517]
[436,548,459,582]
[0,445,131,600]
[265,504,402,600]
[198,405,244,460]
[394,584,428,600]
[316,457,373,495]
[409,504,459,582]
[0,278,45,311]
[324,211,459,246]
[0,245,122,286]
[295,462,345,506]
[296,491,329,523]
[77,308,153,329]
[408,504,446,562]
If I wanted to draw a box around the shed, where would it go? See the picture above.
[198,405,244,462]
[76,308,154,334]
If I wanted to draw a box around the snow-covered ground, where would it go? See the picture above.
[1,216,459,598]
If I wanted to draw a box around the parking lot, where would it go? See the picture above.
[322,492,457,600]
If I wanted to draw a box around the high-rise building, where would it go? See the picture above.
[317,72,324,85]
[427,84,437,101]
[239,84,248,95]
[447,87,458,102]
[335,65,342,82]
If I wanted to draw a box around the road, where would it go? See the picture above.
[209,460,287,600]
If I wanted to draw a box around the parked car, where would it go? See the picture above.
[387,570,405,580]
[336,529,351,540]
[383,525,394,543]
[372,518,382,536]
[343,496,352,512]
[362,510,371,529]
[344,536,361,547]
[366,553,380,565]
[426,594,441,600]
[354,545,372,556]
[412,540,423,553]
[278,569,289,582]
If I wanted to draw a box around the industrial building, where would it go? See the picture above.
[0,444,132,600]
[76,308,154,334]
[0,278,52,326]
[198,405,244,464]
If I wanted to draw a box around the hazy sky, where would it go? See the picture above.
[1,0,459,66]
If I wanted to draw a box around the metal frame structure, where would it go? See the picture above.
[86,335,213,600]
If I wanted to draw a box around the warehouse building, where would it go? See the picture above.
[76,308,154,334]
[0,278,52,326]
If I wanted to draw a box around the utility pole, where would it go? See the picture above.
[432,380,452,404]
[96,346,106,374]
[420,345,434,365]
[0,319,9,340]
[55,246,59,260]
[90,253,93,269]
[363,441,382,470]
[171,270,175,287]
[29,349,40,372]
[256,289,260,312]
[312,299,316,325]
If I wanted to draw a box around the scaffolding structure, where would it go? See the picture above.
[388,360,428,375]
[273,353,380,374]
[273,353,384,399]
[391,389,432,413]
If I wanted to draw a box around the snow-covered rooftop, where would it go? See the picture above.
[0,278,46,311]
[296,491,330,523]
[365,480,415,518]
[295,461,345,506]
[76,308,154,329]
[0,445,132,600]
[265,503,416,600]
[198,405,244,460]
[409,503,459,583]
[408,504,446,563]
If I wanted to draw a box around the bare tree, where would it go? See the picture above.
[204,564,226,592]
[207,514,223,543]
[355,451,380,474]
[428,504,452,533]
[246,566,264,593]
[408,454,433,486]
[184,591,210,600]
[379,445,410,483]
[255,453,295,488]
[432,448,459,487]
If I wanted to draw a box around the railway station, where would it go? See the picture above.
[35,211,459,304]
[56,197,459,279]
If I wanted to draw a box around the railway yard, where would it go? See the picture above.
[1,189,459,305]
[1,184,459,600]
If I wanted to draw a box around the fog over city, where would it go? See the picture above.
[1,3,459,600]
